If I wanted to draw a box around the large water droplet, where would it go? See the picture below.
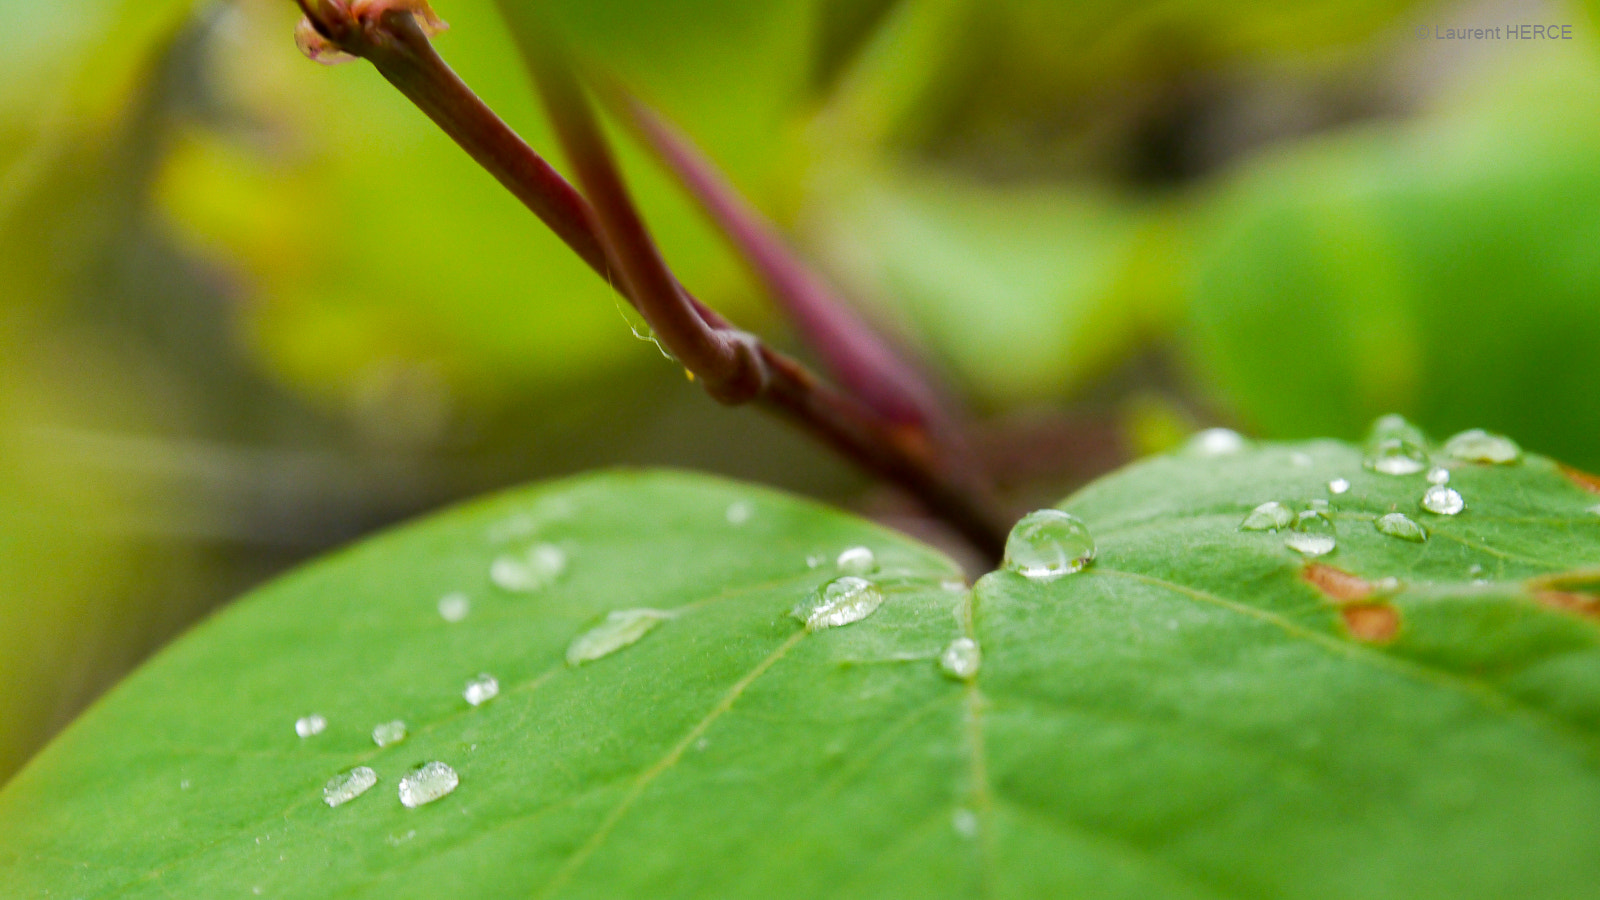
[437,592,470,623]
[463,673,499,706]
[1363,438,1428,476]
[397,761,459,808]
[1186,428,1248,457]
[1239,501,1294,532]
[836,546,879,575]
[323,767,378,808]
[1327,478,1351,495]
[1421,485,1465,515]
[566,608,674,665]
[793,576,885,631]
[939,637,982,681]
[1441,429,1522,464]
[725,501,753,525]
[489,543,567,593]
[372,720,407,747]
[1284,533,1336,557]
[295,714,327,738]
[1426,466,1450,485]
[1374,512,1428,543]
[1003,510,1095,579]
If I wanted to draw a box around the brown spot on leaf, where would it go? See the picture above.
[1341,603,1400,643]
[1560,464,1600,495]
[1534,591,1600,620]
[1527,569,1600,620]
[1302,563,1372,602]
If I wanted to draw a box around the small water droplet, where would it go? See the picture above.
[1372,576,1403,596]
[372,720,407,747]
[295,714,327,738]
[1441,429,1522,464]
[489,543,566,593]
[1421,485,1465,516]
[1587,505,1600,517]
[793,576,885,631]
[323,767,378,807]
[1186,428,1248,457]
[952,808,980,839]
[805,554,825,568]
[836,546,879,575]
[437,592,470,623]
[566,608,674,665]
[463,673,499,706]
[1426,466,1450,485]
[1370,413,1427,444]
[725,501,753,525]
[180,779,191,790]
[1284,533,1336,557]
[397,761,458,808]
[1308,498,1330,510]
[1239,501,1294,532]
[1294,509,1335,534]
[938,637,982,680]
[1328,478,1351,495]
[1468,563,1484,576]
[1003,510,1095,579]
[1363,438,1428,476]
[1374,512,1428,543]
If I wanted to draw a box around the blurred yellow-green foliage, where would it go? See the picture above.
[3,0,1598,779]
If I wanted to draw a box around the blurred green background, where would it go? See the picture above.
[2,0,1597,781]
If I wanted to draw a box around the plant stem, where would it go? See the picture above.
[290,1,1010,558]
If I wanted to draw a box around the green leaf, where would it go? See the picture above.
[5,442,1600,897]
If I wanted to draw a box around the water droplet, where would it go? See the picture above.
[1369,413,1427,445]
[180,779,191,790]
[1588,505,1600,517]
[1186,428,1248,457]
[1441,429,1522,464]
[1371,576,1402,596]
[463,673,499,706]
[938,637,982,680]
[952,808,980,839]
[295,714,327,738]
[1284,533,1336,557]
[490,543,567,592]
[1374,512,1428,543]
[1468,563,1484,576]
[1294,508,1335,534]
[805,554,825,568]
[1003,510,1095,579]
[1421,485,1465,515]
[1426,466,1450,485]
[437,592,470,623]
[725,501,753,525]
[1327,478,1351,495]
[372,720,407,747]
[1239,501,1294,532]
[323,767,378,808]
[397,761,459,808]
[566,608,674,665]
[1363,438,1428,476]
[836,546,879,575]
[1308,498,1330,510]
[793,576,885,631]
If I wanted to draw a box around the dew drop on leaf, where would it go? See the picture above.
[952,808,980,839]
[1003,510,1095,579]
[372,720,407,747]
[1328,478,1351,495]
[463,673,499,706]
[835,546,878,575]
[294,714,326,738]
[397,762,458,808]
[1239,501,1294,532]
[489,543,567,592]
[1364,438,1428,476]
[1375,512,1428,543]
[1185,427,1248,457]
[1421,485,1466,516]
[793,576,884,631]
[1426,466,1451,485]
[1442,429,1522,464]
[1285,533,1337,557]
[566,609,673,666]
[323,767,377,808]
[938,637,982,681]
[725,501,753,525]
[437,592,470,623]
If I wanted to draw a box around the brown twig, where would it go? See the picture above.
[290,0,1009,558]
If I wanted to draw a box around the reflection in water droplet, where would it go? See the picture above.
[793,576,884,631]
[1285,533,1337,557]
[1426,466,1450,485]
[725,501,753,525]
[1375,513,1428,543]
[490,543,567,593]
[1421,485,1466,516]
[437,592,470,623]
[398,761,459,808]
[295,714,327,738]
[1003,510,1095,579]
[1240,501,1294,532]
[1186,428,1248,456]
[1328,478,1351,495]
[1442,429,1522,464]
[836,546,878,575]
[939,637,982,680]
[567,609,674,665]
[372,720,407,747]
[463,673,499,706]
[1363,438,1428,476]
[324,767,378,808]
